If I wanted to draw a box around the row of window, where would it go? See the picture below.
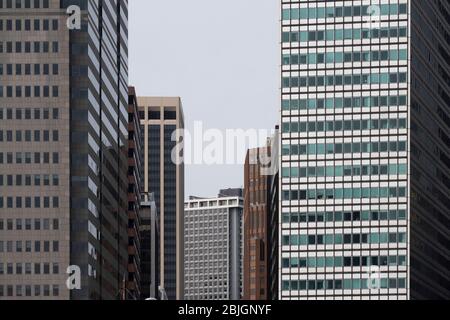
[282,49,408,66]
[0,218,59,231]
[186,216,228,222]
[185,242,228,249]
[0,130,59,142]
[282,255,407,269]
[0,85,59,98]
[281,163,407,179]
[282,26,408,43]
[185,268,229,274]
[0,285,59,298]
[281,187,407,201]
[282,118,407,134]
[0,41,59,54]
[281,209,407,224]
[282,72,407,89]
[0,240,59,253]
[0,196,60,209]
[282,141,407,156]
[185,286,227,291]
[185,275,227,281]
[0,262,59,275]
[0,174,59,187]
[0,18,58,31]
[0,152,60,164]
[185,256,228,262]
[0,108,59,120]
[282,4,408,20]
[282,232,407,246]
[281,278,407,292]
[282,95,407,111]
[186,294,228,300]
[0,0,50,9]
[0,63,59,76]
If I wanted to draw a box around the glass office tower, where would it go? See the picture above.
[65,0,129,300]
[280,1,409,300]
[280,0,450,300]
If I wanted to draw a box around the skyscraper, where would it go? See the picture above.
[138,96,184,300]
[0,0,129,300]
[280,0,450,300]
[184,189,244,300]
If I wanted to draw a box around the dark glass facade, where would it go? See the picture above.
[409,0,450,300]
[143,125,161,299]
[163,124,177,298]
[62,0,129,300]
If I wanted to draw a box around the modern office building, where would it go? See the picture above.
[280,0,450,300]
[0,0,129,300]
[184,189,244,300]
[138,96,184,300]
[126,86,143,300]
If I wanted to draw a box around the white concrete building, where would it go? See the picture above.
[184,189,243,300]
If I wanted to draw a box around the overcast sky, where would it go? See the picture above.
[129,0,279,198]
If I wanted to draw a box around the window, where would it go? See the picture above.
[52,285,59,297]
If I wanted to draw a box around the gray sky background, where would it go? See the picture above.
[129,0,279,198]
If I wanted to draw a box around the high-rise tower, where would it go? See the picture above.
[138,96,184,300]
[280,0,450,300]
[0,0,129,300]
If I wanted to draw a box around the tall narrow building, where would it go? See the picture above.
[138,97,184,300]
[280,0,450,300]
[184,189,244,300]
[243,129,279,301]
[243,143,272,300]
[126,86,143,300]
[0,0,129,300]
[267,132,280,301]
